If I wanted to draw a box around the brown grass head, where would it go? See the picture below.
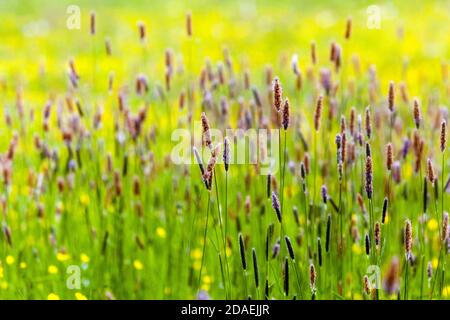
[404,219,412,259]
[427,158,435,184]
[309,263,317,292]
[201,112,212,150]
[413,97,421,129]
[386,143,393,171]
[273,77,282,112]
[282,98,290,130]
[186,12,192,37]
[388,81,395,112]
[442,211,449,242]
[345,17,352,39]
[314,95,323,132]
[365,106,372,139]
[365,156,373,199]
[90,11,96,36]
[310,41,317,65]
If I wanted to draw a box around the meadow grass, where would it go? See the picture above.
[0,0,449,300]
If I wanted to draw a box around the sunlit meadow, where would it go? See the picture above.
[0,0,449,300]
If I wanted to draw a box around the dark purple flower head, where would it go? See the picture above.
[321,185,328,204]
[272,239,280,259]
[271,191,282,223]
[401,138,410,159]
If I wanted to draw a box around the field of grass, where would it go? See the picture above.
[0,0,449,300]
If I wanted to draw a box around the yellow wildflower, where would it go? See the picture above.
[432,258,439,269]
[6,255,15,265]
[80,253,90,263]
[20,262,27,269]
[191,248,202,260]
[352,243,362,255]
[48,265,59,274]
[79,193,90,206]
[133,259,143,270]
[442,286,450,298]
[47,293,60,300]
[156,227,166,239]
[428,218,438,231]
[75,292,88,300]
[202,275,212,285]
[57,252,70,262]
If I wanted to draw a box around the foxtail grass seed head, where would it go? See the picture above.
[273,77,282,112]
[2,224,12,247]
[330,42,337,61]
[223,137,230,172]
[442,212,449,242]
[363,275,371,295]
[311,41,317,65]
[441,120,447,152]
[341,132,347,163]
[427,261,433,279]
[239,233,247,271]
[292,206,300,227]
[284,257,289,296]
[304,153,310,175]
[203,152,218,191]
[366,142,371,158]
[350,107,356,136]
[413,98,421,129]
[314,95,323,132]
[201,112,212,150]
[285,236,295,260]
[374,222,381,247]
[386,143,393,171]
[382,197,388,224]
[388,81,395,112]
[405,220,412,259]
[326,214,331,252]
[265,224,274,260]
[335,134,342,164]
[282,98,290,130]
[105,38,112,56]
[267,174,271,198]
[272,191,282,223]
[252,248,259,288]
[345,17,352,39]
[365,233,370,256]
[186,12,192,37]
[427,158,435,184]
[321,185,328,204]
[272,240,281,259]
[309,263,316,292]
[317,237,322,267]
[90,11,96,35]
[365,106,372,139]
[423,176,428,213]
[137,21,146,42]
[300,162,306,180]
[365,156,373,199]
